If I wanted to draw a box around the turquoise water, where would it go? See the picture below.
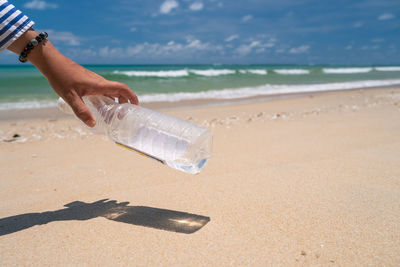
[1,64,400,109]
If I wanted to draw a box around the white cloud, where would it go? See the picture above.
[44,30,81,46]
[184,37,220,51]
[23,0,58,10]
[165,41,183,52]
[235,38,277,56]
[361,45,380,50]
[236,41,259,56]
[225,34,239,42]
[99,47,124,58]
[345,45,352,50]
[241,15,253,23]
[190,2,203,11]
[289,45,310,54]
[186,39,202,49]
[160,0,179,14]
[371,38,384,43]
[256,48,265,54]
[98,38,224,59]
[378,13,395,20]
[130,27,137,32]
[353,21,364,28]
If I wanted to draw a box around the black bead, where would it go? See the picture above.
[21,51,27,57]
[39,32,47,39]
[35,36,42,42]
[27,42,34,49]
[19,55,27,62]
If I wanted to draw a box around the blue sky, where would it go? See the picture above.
[1,0,399,64]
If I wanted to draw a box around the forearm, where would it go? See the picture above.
[7,29,75,83]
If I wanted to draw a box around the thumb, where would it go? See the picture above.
[64,93,96,127]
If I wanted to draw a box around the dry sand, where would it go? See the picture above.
[1,88,400,266]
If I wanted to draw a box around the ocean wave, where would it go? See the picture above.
[0,100,58,111]
[189,69,236,76]
[139,79,400,103]
[374,66,400,72]
[113,69,238,77]
[273,69,310,75]
[113,70,189,77]
[323,67,372,74]
[239,69,268,75]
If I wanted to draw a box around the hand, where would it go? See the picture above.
[8,29,138,127]
[43,56,138,127]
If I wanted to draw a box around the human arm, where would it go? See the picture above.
[8,29,139,127]
[1,1,138,127]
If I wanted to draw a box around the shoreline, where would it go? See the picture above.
[0,85,398,122]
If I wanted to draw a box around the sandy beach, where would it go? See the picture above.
[1,88,400,266]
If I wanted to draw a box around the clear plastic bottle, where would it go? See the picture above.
[58,96,212,174]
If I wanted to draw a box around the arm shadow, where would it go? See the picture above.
[0,199,210,236]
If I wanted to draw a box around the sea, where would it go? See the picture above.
[1,64,400,110]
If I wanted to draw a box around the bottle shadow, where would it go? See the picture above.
[0,199,210,236]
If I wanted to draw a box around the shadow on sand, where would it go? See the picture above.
[0,199,210,236]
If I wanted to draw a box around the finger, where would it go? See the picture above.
[102,81,139,105]
[120,88,139,105]
[64,92,96,127]
[118,95,129,104]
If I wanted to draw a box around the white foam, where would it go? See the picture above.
[113,70,189,77]
[0,100,58,110]
[239,69,268,75]
[323,67,372,74]
[139,79,400,103]
[374,66,400,72]
[274,69,310,75]
[3,79,400,110]
[189,69,236,76]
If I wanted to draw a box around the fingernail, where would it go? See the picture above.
[88,119,96,127]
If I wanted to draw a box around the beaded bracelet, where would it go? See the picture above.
[19,32,48,63]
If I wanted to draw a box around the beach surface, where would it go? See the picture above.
[1,88,400,266]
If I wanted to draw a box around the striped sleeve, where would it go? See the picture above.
[0,0,34,52]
